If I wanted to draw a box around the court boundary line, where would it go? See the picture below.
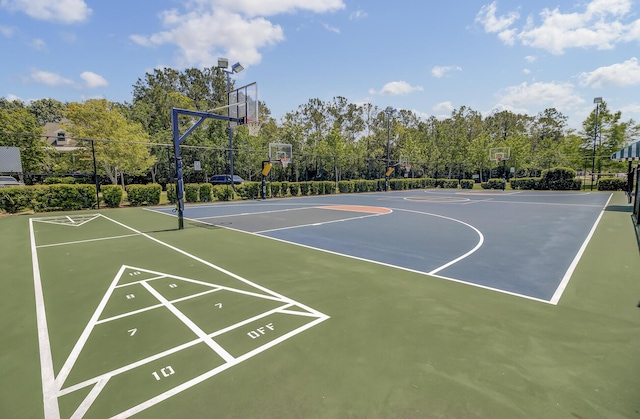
[29,214,330,418]
[549,193,613,304]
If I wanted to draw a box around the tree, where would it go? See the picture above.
[0,98,46,179]
[65,99,155,185]
[28,98,67,126]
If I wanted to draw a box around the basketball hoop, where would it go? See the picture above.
[497,156,502,163]
[247,120,262,137]
[279,157,290,169]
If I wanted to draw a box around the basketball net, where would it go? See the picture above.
[279,158,290,169]
[247,120,262,137]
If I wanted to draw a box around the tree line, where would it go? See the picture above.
[1,66,638,185]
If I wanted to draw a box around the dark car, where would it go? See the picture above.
[209,174,245,185]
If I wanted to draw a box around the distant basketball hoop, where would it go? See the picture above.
[279,157,290,169]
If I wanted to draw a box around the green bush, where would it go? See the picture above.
[338,180,354,193]
[460,179,474,189]
[126,184,161,206]
[167,183,176,204]
[510,178,539,190]
[300,182,310,196]
[323,181,336,194]
[289,182,300,196]
[27,184,97,211]
[213,185,235,201]
[539,167,577,190]
[271,182,282,197]
[43,176,75,184]
[481,178,506,190]
[184,184,200,203]
[280,181,289,196]
[310,181,322,195]
[101,185,123,208]
[437,179,459,189]
[598,177,627,191]
[0,187,29,213]
[199,183,213,202]
[245,182,261,199]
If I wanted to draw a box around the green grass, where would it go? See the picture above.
[1,192,639,418]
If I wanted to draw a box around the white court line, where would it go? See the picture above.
[29,218,60,419]
[192,206,316,220]
[112,315,329,419]
[140,282,236,363]
[70,377,109,419]
[54,266,126,390]
[32,214,329,418]
[549,193,613,304]
[36,233,140,248]
[255,211,388,234]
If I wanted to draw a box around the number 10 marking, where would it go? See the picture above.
[152,366,175,381]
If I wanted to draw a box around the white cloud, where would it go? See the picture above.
[498,81,584,111]
[522,68,531,75]
[131,0,345,68]
[525,55,537,63]
[477,0,640,54]
[433,101,454,112]
[29,69,74,87]
[0,24,14,37]
[370,81,423,96]
[475,2,520,43]
[5,93,22,102]
[131,8,285,67]
[80,71,108,88]
[579,57,640,88]
[191,0,345,17]
[350,6,367,21]
[31,38,46,50]
[323,23,340,33]
[1,0,92,24]
[431,65,462,78]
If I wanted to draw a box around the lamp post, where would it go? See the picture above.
[385,106,396,191]
[218,58,244,190]
[590,97,602,191]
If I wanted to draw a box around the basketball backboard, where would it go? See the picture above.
[489,147,511,162]
[229,82,258,127]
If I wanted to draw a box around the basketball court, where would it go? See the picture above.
[153,189,612,304]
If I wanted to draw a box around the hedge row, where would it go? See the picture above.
[0,184,97,213]
[486,168,583,191]
[597,177,628,191]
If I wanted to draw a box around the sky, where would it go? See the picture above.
[1,0,640,131]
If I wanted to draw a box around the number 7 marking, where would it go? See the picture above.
[128,328,137,336]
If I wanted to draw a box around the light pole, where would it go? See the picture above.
[218,58,244,190]
[385,106,396,191]
[590,97,602,191]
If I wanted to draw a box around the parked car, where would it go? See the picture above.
[0,176,24,188]
[209,174,245,185]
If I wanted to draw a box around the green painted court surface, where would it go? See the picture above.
[1,192,639,418]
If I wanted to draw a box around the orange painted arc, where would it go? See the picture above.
[321,205,392,214]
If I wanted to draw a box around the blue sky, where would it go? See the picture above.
[1,0,640,130]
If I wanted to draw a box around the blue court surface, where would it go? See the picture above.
[151,190,612,304]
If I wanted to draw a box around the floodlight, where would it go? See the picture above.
[593,97,602,104]
[385,106,396,115]
[217,57,229,68]
[231,62,244,73]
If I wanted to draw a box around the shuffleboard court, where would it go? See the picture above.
[153,190,612,303]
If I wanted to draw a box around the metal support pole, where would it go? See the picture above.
[226,73,236,192]
[261,160,268,200]
[385,112,391,191]
[91,140,100,209]
[590,101,600,191]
